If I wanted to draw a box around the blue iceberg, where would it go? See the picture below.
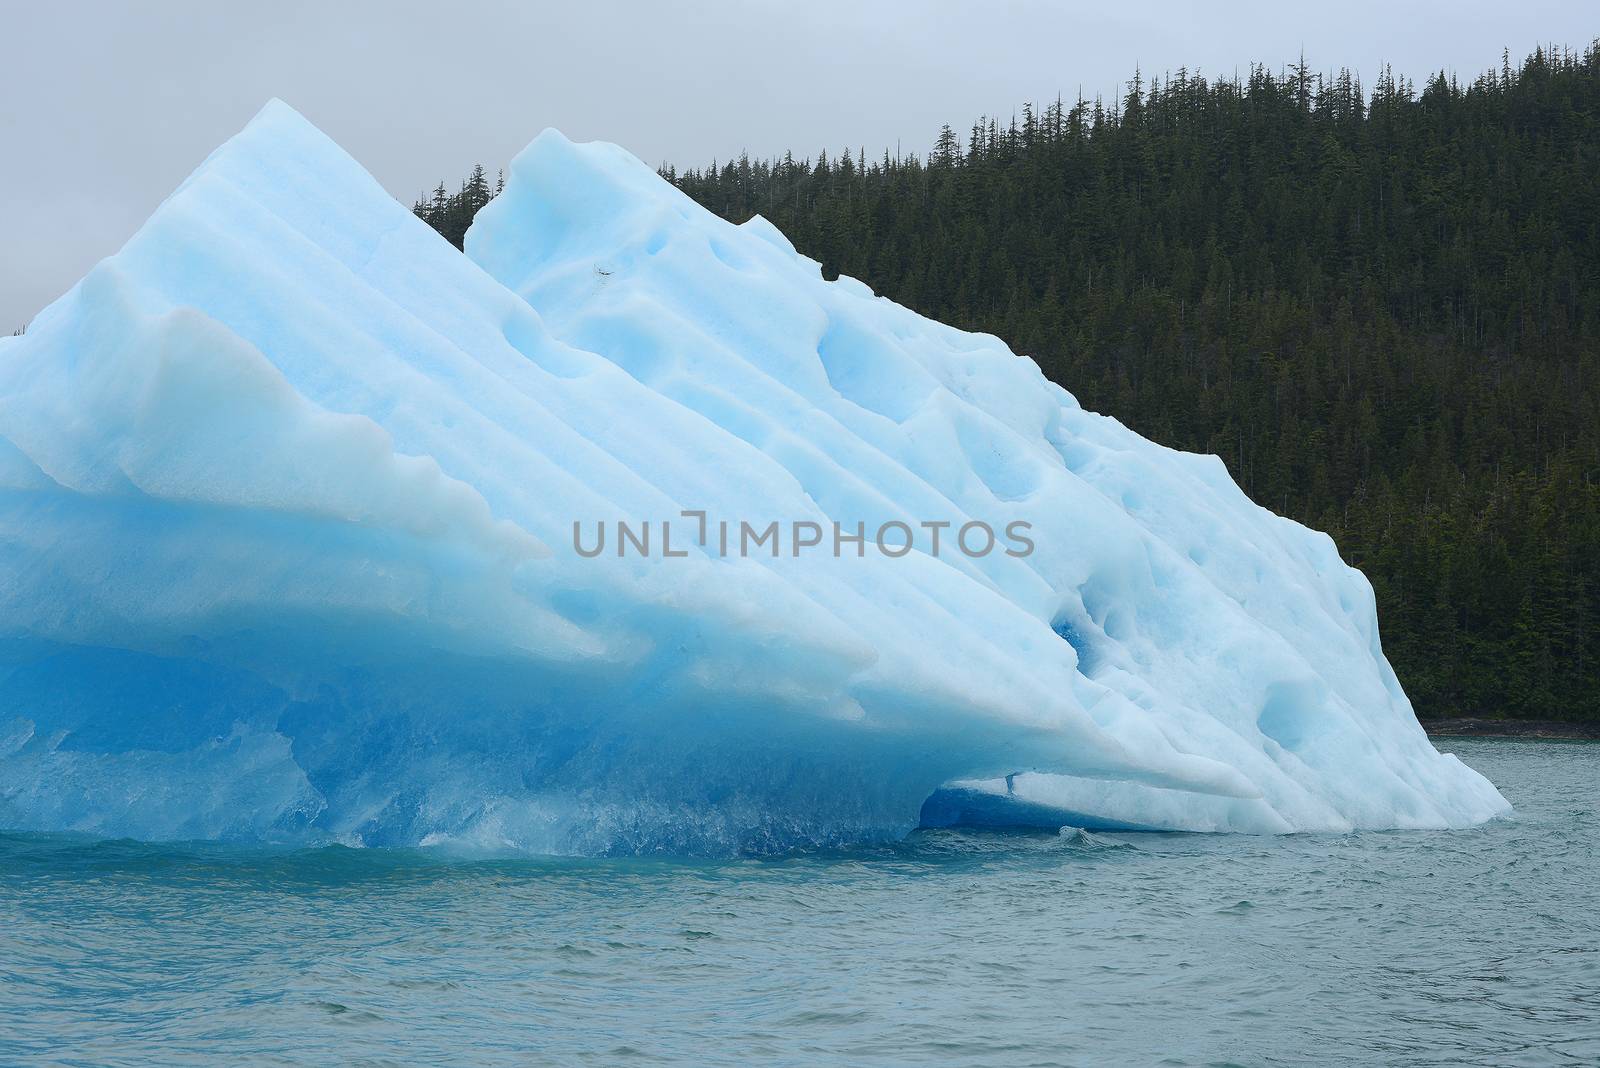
[0,102,1507,853]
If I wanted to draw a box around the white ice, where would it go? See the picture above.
[0,102,1508,853]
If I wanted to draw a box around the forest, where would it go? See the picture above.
[418,43,1600,722]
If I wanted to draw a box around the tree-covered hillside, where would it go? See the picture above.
[420,43,1600,722]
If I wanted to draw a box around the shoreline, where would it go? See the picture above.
[1422,717,1600,741]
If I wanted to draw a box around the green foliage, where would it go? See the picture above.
[412,164,497,249]
[426,43,1600,720]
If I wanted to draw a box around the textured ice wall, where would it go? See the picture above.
[0,102,1507,852]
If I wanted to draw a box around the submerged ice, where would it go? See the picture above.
[0,102,1508,853]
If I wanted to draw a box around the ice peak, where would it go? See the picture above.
[466,128,709,287]
[171,98,342,192]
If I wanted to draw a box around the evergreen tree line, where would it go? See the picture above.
[411,164,502,248]
[424,43,1600,722]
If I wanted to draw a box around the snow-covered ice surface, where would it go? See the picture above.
[0,102,1507,853]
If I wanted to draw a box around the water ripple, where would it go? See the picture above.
[1,740,1595,1066]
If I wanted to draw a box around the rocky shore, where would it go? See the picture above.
[1423,717,1600,740]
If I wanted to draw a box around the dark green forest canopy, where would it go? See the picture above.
[420,42,1600,722]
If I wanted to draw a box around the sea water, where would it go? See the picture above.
[2,739,1594,1066]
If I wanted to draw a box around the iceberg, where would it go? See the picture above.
[0,101,1508,853]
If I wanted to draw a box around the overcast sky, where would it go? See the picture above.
[3,1,1594,330]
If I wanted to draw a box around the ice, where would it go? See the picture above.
[0,102,1508,853]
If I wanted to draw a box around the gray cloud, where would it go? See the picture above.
[3,0,1594,330]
